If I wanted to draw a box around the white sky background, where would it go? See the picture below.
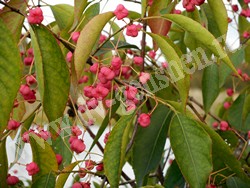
[5,0,243,187]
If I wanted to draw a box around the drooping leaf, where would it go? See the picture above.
[164,160,185,188]
[50,4,74,31]
[74,11,114,79]
[0,0,26,43]
[88,99,120,153]
[228,89,250,132]
[238,16,250,63]
[30,25,70,128]
[31,172,56,188]
[104,113,135,188]
[202,63,220,113]
[169,114,212,188]
[162,14,238,75]
[0,139,8,188]
[132,105,173,186]
[200,122,250,183]
[148,32,190,111]
[226,176,250,188]
[207,0,228,39]
[0,19,22,132]
[29,133,58,182]
[55,161,81,188]
[70,0,88,31]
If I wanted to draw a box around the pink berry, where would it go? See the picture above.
[79,168,87,178]
[220,121,229,131]
[26,75,36,85]
[27,48,34,56]
[7,120,21,130]
[243,31,250,39]
[226,88,234,96]
[98,67,115,84]
[86,98,98,110]
[99,34,107,44]
[92,85,109,100]
[192,0,205,6]
[56,154,63,165]
[81,182,91,188]
[39,130,51,140]
[71,32,80,43]
[133,56,143,66]
[19,84,31,96]
[78,105,86,113]
[243,73,250,81]
[89,63,99,74]
[183,0,195,12]
[248,131,250,139]
[223,102,231,109]
[72,182,83,188]
[26,162,40,176]
[124,86,138,100]
[71,125,82,136]
[104,132,110,144]
[148,50,156,59]
[114,4,128,20]
[126,24,139,37]
[88,119,95,126]
[139,72,150,84]
[105,99,113,108]
[232,4,239,12]
[173,9,182,14]
[148,0,153,6]
[28,7,44,24]
[70,139,86,154]
[212,122,219,129]
[244,0,250,3]
[69,136,77,144]
[24,56,33,66]
[161,62,168,69]
[6,174,19,185]
[126,100,136,111]
[138,113,151,127]
[83,86,94,98]
[78,76,89,84]
[111,57,123,70]
[96,163,104,171]
[66,51,73,62]
[85,160,95,170]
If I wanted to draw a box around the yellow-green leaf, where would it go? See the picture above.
[70,0,88,31]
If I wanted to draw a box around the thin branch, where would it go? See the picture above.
[0,1,25,16]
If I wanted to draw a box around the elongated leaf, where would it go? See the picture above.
[141,0,147,17]
[50,4,74,31]
[148,32,190,111]
[238,16,250,63]
[0,139,8,188]
[228,90,250,132]
[0,19,21,132]
[170,114,212,188]
[164,160,185,188]
[104,113,134,188]
[200,122,250,183]
[29,134,58,182]
[202,63,219,113]
[30,25,70,125]
[162,14,238,75]
[70,0,88,31]
[88,100,120,153]
[32,172,56,188]
[226,176,250,188]
[207,0,228,38]
[74,12,114,79]
[0,0,26,43]
[132,105,173,186]
[55,161,81,188]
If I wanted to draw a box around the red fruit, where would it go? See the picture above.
[28,7,44,24]
[71,32,80,43]
[161,62,168,69]
[66,51,73,62]
[78,76,89,84]
[78,105,86,113]
[88,119,94,126]
[20,84,31,96]
[114,4,128,20]
[139,72,150,84]
[86,98,98,110]
[243,31,250,39]
[99,34,107,44]
[220,121,229,131]
[69,136,77,144]
[148,0,153,6]
[244,0,250,3]
[223,102,231,109]
[104,132,110,144]
[248,131,250,139]
[72,182,83,188]
[105,99,113,108]
[6,174,19,185]
[26,75,36,85]
[24,56,34,66]
[173,9,182,14]
[126,100,137,111]
[111,57,123,70]
[70,139,86,154]
[39,130,51,140]
[138,113,151,127]
[243,73,250,81]
[83,86,94,98]
[183,0,195,12]
[81,182,91,188]
[89,63,99,74]
[79,168,87,178]
[85,160,96,170]
[71,125,82,136]
[121,66,132,79]
[192,0,205,6]
[26,162,40,176]
[27,48,34,56]
[226,88,234,96]
[212,122,219,129]
[96,163,104,171]
[148,50,156,59]
[98,67,115,84]
[8,120,21,130]
[126,24,139,37]
[240,9,250,17]
[92,85,109,100]
[56,154,63,165]
[133,56,143,66]
[232,4,239,12]
[124,86,138,100]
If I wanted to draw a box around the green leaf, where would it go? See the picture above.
[148,32,190,111]
[169,114,212,188]
[0,139,8,188]
[200,122,250,183]
[132,105,173,186]
[202,63,220,113]
[207,0,228,38]
[50,4,74,30]
[74,11,114,79]
[30,25,70,125]
[88,100,120,153]
[141,0,147,17]
[70,0,88,31]
[0,0,26,43]
[29,133,58,182]
[55,161,81,188]
[103,113,135,188]
[226,176,250,188]
[162,14,238,75]
[32,172,56,188]
[164,160,185,188]
[238,16,250,63]
[0,19,21,132]
[228,89,250,132]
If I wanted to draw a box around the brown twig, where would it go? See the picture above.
[0,0,25,16]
